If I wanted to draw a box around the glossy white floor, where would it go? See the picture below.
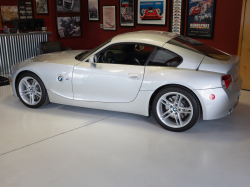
[0,85,250,187]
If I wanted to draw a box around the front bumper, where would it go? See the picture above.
[196,75,242,120]
[8,74,17,97]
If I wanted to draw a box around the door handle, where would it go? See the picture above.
[128,73,141,80]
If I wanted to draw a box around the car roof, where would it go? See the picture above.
[111,31,179,47]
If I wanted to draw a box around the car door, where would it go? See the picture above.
[72,43,155,102]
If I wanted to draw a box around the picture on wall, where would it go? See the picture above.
[137,0,167,25]
[18,1,34,19]
[56,0,81,13]
[56,16,81,39]
[36,0,49,15]
[88,0,99,21]
[170,0,186,35]
[1,6,18,23]
[186,0,216,39]
[103,5,116,31]
[120,0,135,27]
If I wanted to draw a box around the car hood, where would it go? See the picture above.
[29,50,87,66]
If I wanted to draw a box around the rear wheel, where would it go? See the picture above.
[16,73,50,108]
[152,87,200,132]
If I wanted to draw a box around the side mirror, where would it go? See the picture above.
[89,55,98,64]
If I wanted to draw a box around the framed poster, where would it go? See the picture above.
[120,0,135,27]
[103,5,117,31]
[56,0,81,13]
[56,16,82,39]
[35,0,49,15]
[137,0,167,26]
[88,0,100,21]
[169,0,186,35]
[1,6,18,23]
[18,1,33,20]
[186,0,216,39]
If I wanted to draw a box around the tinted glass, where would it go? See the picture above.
[168,36,231,61]
[147,47,183,67]
[96,44,155,65]
[77,39,112,61]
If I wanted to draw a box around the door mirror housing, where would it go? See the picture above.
[89,55,98,64]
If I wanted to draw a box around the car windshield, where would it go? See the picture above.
[168,36,231,61]
[76,39,112,61]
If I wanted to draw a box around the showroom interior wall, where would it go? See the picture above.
[0,0,243,55]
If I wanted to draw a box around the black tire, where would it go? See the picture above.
[152,87,200,132]
[16,72,50,108]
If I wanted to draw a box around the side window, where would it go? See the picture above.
[96,44,155,66]
[147,47,183,67]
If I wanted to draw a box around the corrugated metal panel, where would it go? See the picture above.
[0,33,49,75]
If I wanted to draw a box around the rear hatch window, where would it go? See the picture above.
[168,36,231,61]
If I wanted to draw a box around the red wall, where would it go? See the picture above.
[0,0,243,55]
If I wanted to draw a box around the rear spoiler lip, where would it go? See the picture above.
[197,54,240,72]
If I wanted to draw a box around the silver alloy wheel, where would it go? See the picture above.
[18,76,42,105]
[156,92,193,128]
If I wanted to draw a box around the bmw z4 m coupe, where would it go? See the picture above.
[9,31,242,132]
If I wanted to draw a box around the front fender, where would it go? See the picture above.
[12,62,74,99]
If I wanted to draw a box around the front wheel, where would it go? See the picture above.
[16,73,50,108]
[152,87,200,132]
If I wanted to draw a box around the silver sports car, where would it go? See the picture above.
[9,31,242,132]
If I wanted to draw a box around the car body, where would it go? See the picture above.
[9,31,242,132]
[140,7,163,20]
[189,0,213,16]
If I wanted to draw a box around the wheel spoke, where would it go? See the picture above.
[20,89,29,94]
[177,95,183,108]
[174,114,180,126]
[163,113,172,120]
[174,94,179,106]
[161,98,173,106]
[161,110,170,117]
[31,79,37,87]
[179,106,192,112]
[23,79,31,88]
[30,94,34,105]
[177,113,183,126]
[21,91,30,96]
[35,91,42,98]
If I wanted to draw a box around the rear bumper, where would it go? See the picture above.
[196,75,242,120]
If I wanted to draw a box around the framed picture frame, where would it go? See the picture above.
[1,6,18,23]
[137,0,167,26]
[56,0,81,13]
[18,1,34,20]
[35,0,49,15]
[119,0,135,27]
[186,0,216,39]
[169,0,186,35]
[103,5,117,31]
[56,15,82,39]
[88,0,100,21]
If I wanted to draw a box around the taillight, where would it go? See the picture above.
[222,75,232,89]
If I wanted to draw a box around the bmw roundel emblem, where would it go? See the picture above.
[58,76,63,82]
[174,108,177,111]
